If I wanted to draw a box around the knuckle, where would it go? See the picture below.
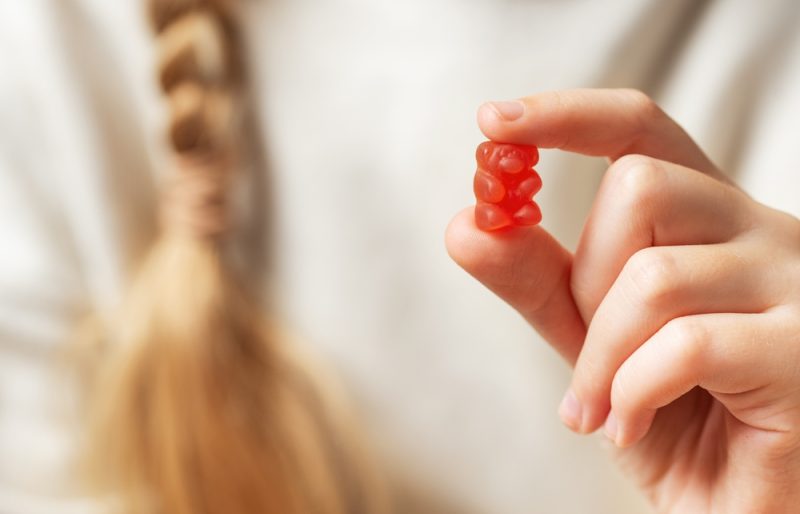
[622,248,679,309]
[621,88,665,124]
[777,211,800,248]
[608,154,663,209]
[664,318,708,370]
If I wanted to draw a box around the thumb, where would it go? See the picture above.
[478,89,723,180]
[445,207,585,365]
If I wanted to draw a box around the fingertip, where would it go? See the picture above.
[477,102,498,139]
[605,412,637,448]
[603,412,619,444]
[558,389,584,433]
[444,207,480,269]
[627,409,657,448]
[560,381,613,435]
[607,408,656,448]
[477,97,549,147]
[477,102,515,142]
[448,204,557,272]
[568,375,612,434]
[614,427,640,449]
[615,433,637,448]
[445,206,531,274]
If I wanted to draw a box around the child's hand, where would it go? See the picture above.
[446,89,800,513]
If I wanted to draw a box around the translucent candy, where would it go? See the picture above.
[473,141,542,231]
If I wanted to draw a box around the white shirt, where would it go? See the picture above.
[0,1,798,512]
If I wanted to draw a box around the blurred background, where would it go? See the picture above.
[1,0,799,512]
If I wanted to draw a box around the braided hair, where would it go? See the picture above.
[84,2,388,512]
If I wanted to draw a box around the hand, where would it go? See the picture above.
[446,89,800,513]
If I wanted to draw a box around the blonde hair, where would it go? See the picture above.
[84,1,388,512]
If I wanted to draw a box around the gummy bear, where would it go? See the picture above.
[473,141,542,231]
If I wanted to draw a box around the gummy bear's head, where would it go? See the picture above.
[476,142,538,175]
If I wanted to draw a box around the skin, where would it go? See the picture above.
[445,89,800,513]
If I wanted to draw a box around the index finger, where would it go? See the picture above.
[478,89,724,180]
[446,208,586,365]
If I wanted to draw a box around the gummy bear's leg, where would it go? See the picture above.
[512,202,542,226]
[475,202,512,231]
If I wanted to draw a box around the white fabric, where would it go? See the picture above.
[0,0,798,512]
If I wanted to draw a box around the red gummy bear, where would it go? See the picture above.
[473,141,542,231]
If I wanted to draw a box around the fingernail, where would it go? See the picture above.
[558,390,583,431]
[488,100,524,121]
[604,412,619,444]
